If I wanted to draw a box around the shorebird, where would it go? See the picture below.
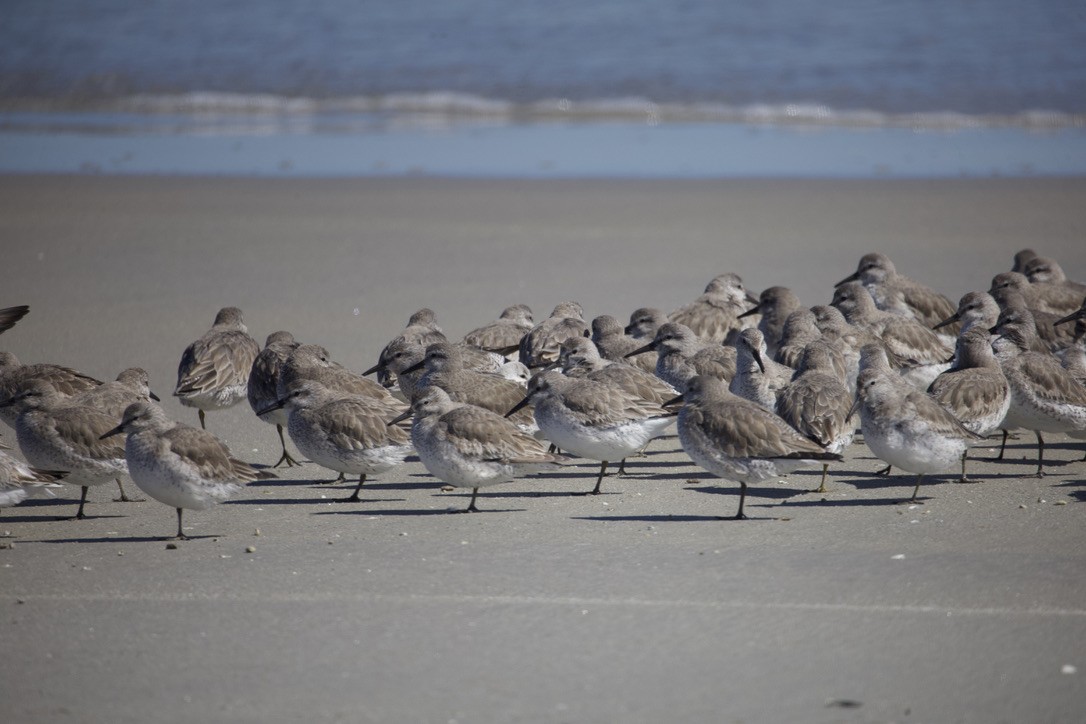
[625,307,668,342]
[278,343,407,483]
[0,305,29,335]
[519,301,590,369]
[173,307,260,430]
[832,282,952,389]
[560,337,678,403]
[989,271,1082,317]
[405,342,537,430]
[391,386,570,512]
[0,351,103,429]
[591,315,655,373]
[369,308,449,391]
[837,252,957,331]
[1054,302,1086,459]
[0,449,64,512]
[669,273,758,344]
[1010,248,1038,274]
[507,369,677,495]
[1,380,128,519]
[934,291,1002,344]
[102,401,274,540]
[560,336,679,472]
[926,327,1011,481]
[260,379,413,502]
[279,344,405,416]
[626,322,736,393]
[1054,298,1086,377]
[280,345,408,484]
[990,304,1086,476]
[738,286,802,358]
[989,281,1076,353]
[775,339,855,493]
[774,309,823,369]
[810,304,875,395]
[71,367,159,502]
[364,337,505,402]
[1021,256,1086,296]
[248,331,301,468]
[729,328,793,412]
[851,345,982,502]
[461,304,534,356]
[671,375,841,519]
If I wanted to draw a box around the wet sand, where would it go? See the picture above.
[1,174,1085,723]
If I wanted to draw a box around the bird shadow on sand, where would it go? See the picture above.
[571,513,753,523]
[618,458,697,470]
[227,495,407,506]
[0,512,108,524]
[774,495,931,508]
[367,481,446,492]
[28,534,220,544]
[685,484,807,501]
[1052,478,1086,502]
[312,504,526,517]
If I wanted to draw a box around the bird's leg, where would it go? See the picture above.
[617,457,628,476]
[734,482,749,520]
[875,464,892,476]
[814,463,829,494]
[341,474,366,503]
[325,472,347,485]
[198,409,206,430]
[273,425,300,468]
[993,428,1009,460]
[465,488,480,513]
[73,486,89,519]
[909,474,924,502]
[172,508,190,540]
[113,478,144,502]
[1034,431,1045,478]
[957,450,973,483]
[589,461,608,495]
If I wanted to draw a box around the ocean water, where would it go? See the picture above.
[2,0,1085,177]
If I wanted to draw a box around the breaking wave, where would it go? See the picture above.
[3,91,1085,132]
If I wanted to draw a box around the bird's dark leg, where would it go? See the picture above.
[875,464,892,476]
[617,457,628,476]
[994,428,1009,460]
[589,461,608,495]
[326,472,347,485]
[958,450,972,483]
[73,486,89,519]
[198,409,206,430]
[465,488,480,513]
[173,508,190,540]
[114,478,144,502]
[273,425,299,468]
[734,482,749,520]
[910,474,924,502]
[814,463,829,494]
[1034,431,1046,478]
[341,474,366,503]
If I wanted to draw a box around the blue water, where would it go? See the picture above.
[2,0,1085,177]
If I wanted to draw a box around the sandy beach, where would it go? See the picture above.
[2,174,1085,723]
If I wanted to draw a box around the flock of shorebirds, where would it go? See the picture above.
[1,248,1085,539]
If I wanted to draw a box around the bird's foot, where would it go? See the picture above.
[273,450,300,468]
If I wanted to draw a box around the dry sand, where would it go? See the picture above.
[1,174,1085,723]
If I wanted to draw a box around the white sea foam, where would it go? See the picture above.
[6,91,1086,132]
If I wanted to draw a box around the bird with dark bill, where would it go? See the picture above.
[670,375,841,519]
[102,401,275,540]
